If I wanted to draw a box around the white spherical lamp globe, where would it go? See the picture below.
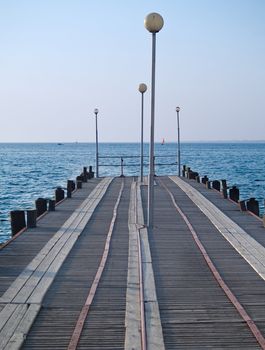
[139,83,147,93]
[144,13,164,33]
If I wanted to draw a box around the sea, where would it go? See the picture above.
[0,142,265,244]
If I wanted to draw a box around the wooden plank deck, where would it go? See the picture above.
[0,175,265,349]
[0,178,101,296]
[142,176,265,349]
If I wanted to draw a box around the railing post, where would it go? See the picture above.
[120,157,125,177]
[182,165,186,177]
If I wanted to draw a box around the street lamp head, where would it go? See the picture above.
[138,83,147,94]
[94,108,99,115]
[176,106,180,113]
[144,13,164,33]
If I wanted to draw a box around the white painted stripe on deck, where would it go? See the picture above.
[4,304,41,350]
[125,181,165,350]
[125,181,142,350]
[136,182,165,350]
[0,304,27,349]
[169,176,265,281]
[0,177,113,349]
[0,177,113,305]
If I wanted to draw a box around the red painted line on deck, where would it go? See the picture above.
[67,179,124,350]
[159,179,265,350]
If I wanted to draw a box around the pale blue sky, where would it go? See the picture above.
[0,0,265,142]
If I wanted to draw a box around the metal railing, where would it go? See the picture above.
[98,155,178,177]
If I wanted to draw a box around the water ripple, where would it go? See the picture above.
[0,142,264,243]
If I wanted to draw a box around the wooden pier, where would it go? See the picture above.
[1,175,265,349]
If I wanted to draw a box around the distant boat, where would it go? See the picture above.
[161,138,165,145]
[57,143,63,145]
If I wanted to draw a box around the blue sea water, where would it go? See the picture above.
[0,142,265,243]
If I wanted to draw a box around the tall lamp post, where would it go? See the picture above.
[144,12,164,228]
[94,108,99,178]
[176,106,181,176]
[138,83,147,183]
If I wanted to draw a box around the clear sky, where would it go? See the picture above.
[0,0,265,142]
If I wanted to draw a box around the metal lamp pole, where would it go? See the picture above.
[94,108,99,178]
[176,106,181,176]
[144,13,164,228]
[138,83,147,183]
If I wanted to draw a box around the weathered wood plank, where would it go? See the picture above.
[0,304,18,331]
[136,182,165,350]
[0,304,27,349]
[125,180,165,350]
[169,176,265,281]
[142,178,262,349]
[0,178,113,350]
[5,304,41,350]
[125,181,141,350]
[2,175,265,349]
[0,177,113,305]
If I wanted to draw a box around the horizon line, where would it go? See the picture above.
[0,140,265,144]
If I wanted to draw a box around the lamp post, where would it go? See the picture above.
[138,83,147,183]
[94,108,99,178]
[176,106,181,176]
[144,12,164,228]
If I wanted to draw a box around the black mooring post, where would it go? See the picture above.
[212,180,221,191]
[10,210,26,236]
[229,186,240,202]
[246,198,260,217]
[27,209,37,228]
[35,198,47,217]
[55,187,65,203]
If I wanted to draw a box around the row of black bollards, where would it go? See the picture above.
[77,166,94,183]
[9,166,94,236]
[182,165,262,222]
